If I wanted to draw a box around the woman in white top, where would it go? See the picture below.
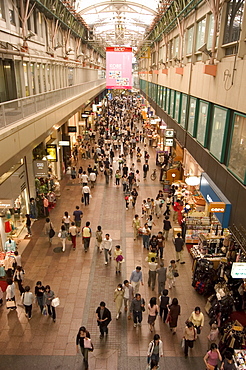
[6,278,16,309]
[147,334,163,366]
[62,211,70,231]
[189,306,204,334]
[22,285,34,319]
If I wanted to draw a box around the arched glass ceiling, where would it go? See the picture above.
[74,0,160,49]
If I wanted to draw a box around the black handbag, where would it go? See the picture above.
[49,228,55,238]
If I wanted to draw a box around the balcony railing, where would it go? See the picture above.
[0,79,106,130]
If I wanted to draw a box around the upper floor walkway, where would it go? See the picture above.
[0,79,106,171]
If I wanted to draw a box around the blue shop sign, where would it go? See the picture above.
[199,173,231,228]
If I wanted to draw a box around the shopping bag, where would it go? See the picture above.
[51,297,60,307]
[84,338,94,351]
[42,306,47,315]
[181,338,185,349]
[67,233,72,241]
[6,300,16,309]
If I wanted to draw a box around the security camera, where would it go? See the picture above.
[198,43,212,57]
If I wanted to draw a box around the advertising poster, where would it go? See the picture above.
[46,144,57,162]
[106,47,132,89]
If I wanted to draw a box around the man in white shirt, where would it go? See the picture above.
[123,280,134,318]
[82,185,90,206]
[81,171,88,186]
[101,234,112,265]
[89,171,97,188]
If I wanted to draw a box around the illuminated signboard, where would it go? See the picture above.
[231,263,246,278]
[165,129,174,138]
[46,144,57,162]
[59,141,70,147]
[165,138,174,147]
[33,160,48,177]
[106,47,132,90]
[0,199,14,208]
[208,202,226,213]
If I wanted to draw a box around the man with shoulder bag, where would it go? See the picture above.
[130,293,145,328]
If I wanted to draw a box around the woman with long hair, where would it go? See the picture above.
[148,297,159,332]
[76,326,93,370]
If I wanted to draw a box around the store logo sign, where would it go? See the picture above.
[0,199,14,208]
[208,202,226,213]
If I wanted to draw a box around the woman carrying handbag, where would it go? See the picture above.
[44,285,57,322]
[76,326,93,370]
[183,321,197,357]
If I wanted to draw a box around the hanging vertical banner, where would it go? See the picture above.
[106,47,132,89]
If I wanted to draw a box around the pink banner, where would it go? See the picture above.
[106,47,132,90]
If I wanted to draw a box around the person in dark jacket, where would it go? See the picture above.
[174,233,185,264]
[159,289,170,323]
[130,293,145,327]
[76,326,92,369]
[35,281,45,313]
[143,161,149,179]
[26,214,32,236]
[163,216,172,241]
[96,301,112,338]
[169,297,180,334]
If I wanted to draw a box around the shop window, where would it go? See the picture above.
[162,87,166,110]
[197,101,209,146]
[154,84,158,102]
[174,92,180,122]
[170,90,175,118]
[187,97,197,136]
[33,9,38,35]
[207,14,215,50]
[209,106,228,161]
[228,113,246,183]
[27,14,31,31]
[169,40,173,60]
[158,86,162,106]
[186,26,194,55]
[68,67,74,86]
[180,94,188,127]
[196,18,206,51]
[38,12,43,38]
[223,0,244,46]
[36,64,41,93]
[0,0,5,20]
[23,63,30,97]
[9,8,15,25]
[174,36,180,58]
[30,63,35,94]
[166,88,170,113]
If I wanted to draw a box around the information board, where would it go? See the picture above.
[106,47,132,89]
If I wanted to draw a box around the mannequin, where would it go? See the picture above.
[5,238,16,252]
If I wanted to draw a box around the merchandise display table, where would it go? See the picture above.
[234,350,246,369]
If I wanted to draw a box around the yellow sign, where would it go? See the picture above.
[208,202,225,213]
[46,144,57,162]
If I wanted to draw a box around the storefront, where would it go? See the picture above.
[0,163,29,250]
[33,140,61,218]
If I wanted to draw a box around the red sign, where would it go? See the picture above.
[106,47,132,52]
